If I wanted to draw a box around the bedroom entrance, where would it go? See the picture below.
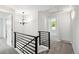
[48,17,59,42]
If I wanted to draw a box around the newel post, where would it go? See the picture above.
[48,32,50,49]
[35,36,38,54]
[14,32,16,48]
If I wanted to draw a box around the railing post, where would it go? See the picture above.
[39,31,41,45]
[35,37,38,54]
[48,32,50,49]
[14,32,16,48]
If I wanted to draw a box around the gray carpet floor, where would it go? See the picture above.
[0,39,18,54]
[48,40,74,54]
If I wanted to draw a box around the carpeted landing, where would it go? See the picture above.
[48,40,74,54]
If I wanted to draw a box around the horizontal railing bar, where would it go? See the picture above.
[41,44,48,47]
[41,42,48,45]
[16,37,35,48]
[40,38,48,39]
[16,36,31,42]
[16,38,28,45]
[32,40,35,43]
[16,34,33,40]
[41,40,48,42]
[27,45,35,51]
[19,47,30,54]
[16,40,25,45]
[41,45,48,47]
[40,35,48,36]
[16,44,30,54]
[41,43,48,46]
[16,37,30,43]
[31,41,35,44]
[16,45,25,54]
[16,37,35,45]
[17,40,35,48]
[23,47,34,54]
[29,44,35,48]
[24,45,35,52]
[15,32,36,37]
[16,42,24,47]
[16,41,25,47]
[16,43,35,54]
[41,43,48,45]
[16,45,23,49]
[20,39,35,49]
[17,43,35,53]
[29,43,35,46]
[16,38,28,44]
[22,48,31,54]
[41,41,49,44]
[40,33,48,34]
[16,43,34,54]
[41,36,48,38]
[16,43,25,48]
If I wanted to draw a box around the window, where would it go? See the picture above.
[51,18,57,30]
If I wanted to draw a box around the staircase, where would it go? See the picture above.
[14,31,50,54]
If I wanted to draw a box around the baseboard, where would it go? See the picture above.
[60,40,72,44]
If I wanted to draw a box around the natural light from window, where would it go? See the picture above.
[51,18,57,30]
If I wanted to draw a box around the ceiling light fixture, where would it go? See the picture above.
[17,12,32,25]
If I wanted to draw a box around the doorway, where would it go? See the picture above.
[47,16,60,42]
[0,11,13,47]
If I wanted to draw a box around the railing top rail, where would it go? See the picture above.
[38,31,50,33]
[14,32,37,37]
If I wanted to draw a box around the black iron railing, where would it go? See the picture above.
[14,32,38,54]
[14,31,50,54]
[38,31,50,49]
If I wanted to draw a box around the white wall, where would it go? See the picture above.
[0,6,38,47]
[0,18,4,38]
[38,12,48,31]
[0,17,6,39]
[14,10,38,36]
[38,11,72,42]
[57,11,72,42]
[72,6,79,53]
[6,15,12,47]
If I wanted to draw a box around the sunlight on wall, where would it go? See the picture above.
[71,10,75,20]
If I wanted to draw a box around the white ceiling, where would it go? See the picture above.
[7,5,72,12]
